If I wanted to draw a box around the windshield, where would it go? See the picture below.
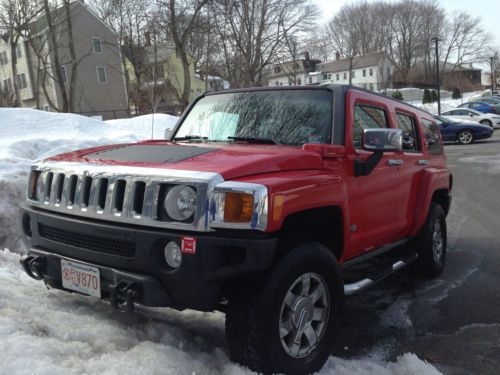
[174,90,333,145]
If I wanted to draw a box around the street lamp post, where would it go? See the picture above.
[490,56,496,93]
[431,37,442,115]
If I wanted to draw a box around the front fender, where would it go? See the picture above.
[410,167,451,236]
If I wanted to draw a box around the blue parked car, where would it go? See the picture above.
[434,116,493,144]
[458,101,498,114]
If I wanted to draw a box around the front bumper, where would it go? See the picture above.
[20,205,277,311]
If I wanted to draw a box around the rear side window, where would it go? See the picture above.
[396,113,420,152]
[421,118,443,155]
[353,104,388,148]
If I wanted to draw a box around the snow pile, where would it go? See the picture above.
[0,249,439,375]
[413,91,483,115]
[0,108,177,252]
[106,113,178,139]
[0,108,441,374]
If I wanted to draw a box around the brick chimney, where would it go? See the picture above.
[144,31,151,47]
[335,52,340,61]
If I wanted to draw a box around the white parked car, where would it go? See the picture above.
[441,108,500,129]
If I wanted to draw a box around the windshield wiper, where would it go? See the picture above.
[228,136,278,145]
[173,135,208,142]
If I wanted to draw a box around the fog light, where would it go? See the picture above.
[164,241,182,268]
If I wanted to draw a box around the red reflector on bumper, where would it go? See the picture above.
[181,236,196,254]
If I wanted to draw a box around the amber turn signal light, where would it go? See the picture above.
[224,192,254,222]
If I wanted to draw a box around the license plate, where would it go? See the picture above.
[61,259,101,298]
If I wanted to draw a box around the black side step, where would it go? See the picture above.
[343,252,418,296]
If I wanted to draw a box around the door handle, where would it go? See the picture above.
[417,160,429,165]
[388,159,404,166]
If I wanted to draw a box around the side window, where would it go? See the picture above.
[396,113,420,152]
[421,118,443,155]
[353,104,388,148]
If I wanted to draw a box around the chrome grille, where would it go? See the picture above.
[28,163,223,232]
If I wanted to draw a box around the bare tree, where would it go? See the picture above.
[0,0,41,106]
[212,0,318,88]
[155,0,208,110]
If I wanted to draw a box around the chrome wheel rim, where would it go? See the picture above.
[432,219,444,263]
[459,131,473,144]
[279,272,330,358]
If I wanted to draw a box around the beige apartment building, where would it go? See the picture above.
[0,1,128,119]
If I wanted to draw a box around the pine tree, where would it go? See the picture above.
[452,88,461,99]
[423,89,431,104]
[430,90,438,103]
[391,90,403,100]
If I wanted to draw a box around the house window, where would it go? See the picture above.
[60,66,67,83]
[351,71,356,79]
[369,83,374,91]
[369,68,373,76]
[275,81,279,86]
[328,74,332,79]
[92,38,102,53]
[288,79,293,86]
[16,73,27,89]
[343,72,347,80]
[3,78,12,93]
[0,51,8,65]
[308,77,312,84]
[297,78,301,85]
[336,73,339,81]
[323,74,328,80]
[97,66,107,83]
[16,45,22,58]
[363,69,366,77]
[274,66,281,74]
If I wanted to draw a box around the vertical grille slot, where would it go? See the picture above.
[113,179,126,212]
[81,176,92,207]
[97,178,109,210]
[45,172,54,201]
[132,181,146,215]
[68,175,78,205]
[55,173,65,204]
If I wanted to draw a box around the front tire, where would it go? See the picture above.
[457,130,474,144]
[413,203,447,278]
[225,242,343,374]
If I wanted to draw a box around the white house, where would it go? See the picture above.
[316,51,393,91]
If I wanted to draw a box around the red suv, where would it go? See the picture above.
[20,85,452,374]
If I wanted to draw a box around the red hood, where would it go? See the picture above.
[44,141,324,180]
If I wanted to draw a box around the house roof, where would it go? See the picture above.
[318,51,387,73]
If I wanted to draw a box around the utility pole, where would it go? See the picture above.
[431,37,442,115]
[490,56,496,93]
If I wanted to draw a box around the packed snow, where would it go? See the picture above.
[0,108,441,374]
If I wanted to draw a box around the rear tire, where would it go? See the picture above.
[457,130,474,144]
[225,242,343,374]
[413,203,447,278]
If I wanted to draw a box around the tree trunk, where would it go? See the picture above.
[63,0,77,112]
[43,0,68,112]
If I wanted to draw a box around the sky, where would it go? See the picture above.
[314,0,500,49]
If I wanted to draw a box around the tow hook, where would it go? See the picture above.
[20,255,45,280]
[110,281,141,312]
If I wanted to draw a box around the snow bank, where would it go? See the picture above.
[0,108,441,374]
[106,113,178,140]
[0,108,177,252]
[0,249,440,375]
[411,91,482,115]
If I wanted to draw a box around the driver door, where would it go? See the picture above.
[345,95,403,258]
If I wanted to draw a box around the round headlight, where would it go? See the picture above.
[164,241,182,268]
[164,185,197,221]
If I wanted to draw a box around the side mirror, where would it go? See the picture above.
[362,128,402,152]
